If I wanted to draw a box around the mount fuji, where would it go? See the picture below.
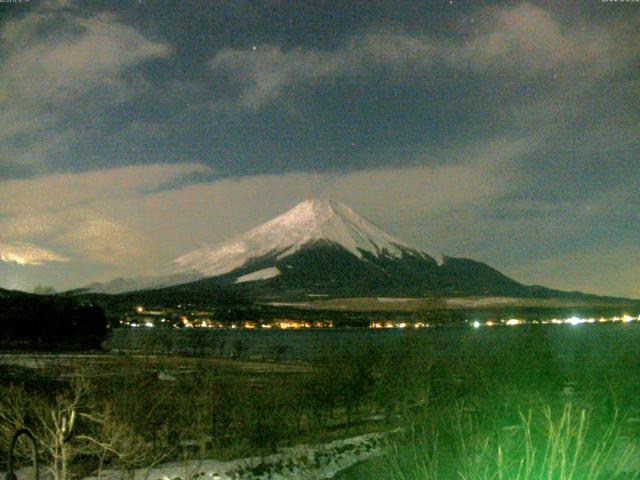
[82,199,587,299]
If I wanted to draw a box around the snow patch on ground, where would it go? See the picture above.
[376,297,414,303]
[265,302,312,307]
[83,431,392,480]
[234,267,281,284]
[445,297,518,307]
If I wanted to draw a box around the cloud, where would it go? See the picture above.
[0,163,211,215]
[210,31,437,109]
[209,3,626,110]
[0,242,69,266]
[51,219,147,265]
[209,33,433,109]
[4,13,170,102]
[323,135,534,224]
[0,163,210,268]
[0,1,171,176]
[451,3,619,73]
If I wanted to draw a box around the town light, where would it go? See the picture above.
[566,316,582,326]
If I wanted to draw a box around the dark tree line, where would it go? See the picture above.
[0,292,107,349]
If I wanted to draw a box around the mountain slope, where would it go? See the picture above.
[164,199,432,278]
[168,242,535,299]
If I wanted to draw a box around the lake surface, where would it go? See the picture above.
[105,321,640,366]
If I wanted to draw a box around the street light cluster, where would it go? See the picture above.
[471,314,639,328]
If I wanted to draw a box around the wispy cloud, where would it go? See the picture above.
[0,0,171,176]
[210,31,437,109]
[0,242,69,266]
[0,163,210,268]
[0,163,211,215]
[450,3,622,73]
[209,3,628,110]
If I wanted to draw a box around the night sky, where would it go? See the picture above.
[0,0,638,297]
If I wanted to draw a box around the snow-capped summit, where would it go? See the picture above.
[166,199,427,279]
[82,199,536,298]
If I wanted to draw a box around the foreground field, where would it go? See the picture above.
[3,323,640,479]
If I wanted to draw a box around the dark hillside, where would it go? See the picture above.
[0,289,107,350]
